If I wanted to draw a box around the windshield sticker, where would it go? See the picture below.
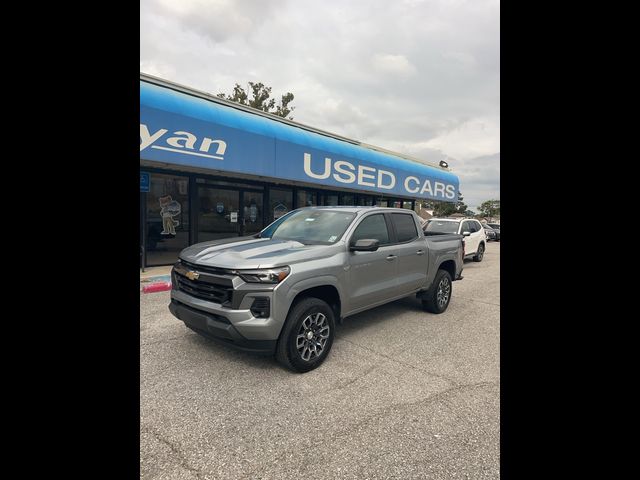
[305,218,316,222]
[328,235,337,242]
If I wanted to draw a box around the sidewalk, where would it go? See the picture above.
[140,265,172,283]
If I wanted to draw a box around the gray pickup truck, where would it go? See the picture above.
[169,207,464,372]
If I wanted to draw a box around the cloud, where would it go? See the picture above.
[141,0,500,204]
[454,153,500,210]
[371,54,417,77]
[151,0,286,42]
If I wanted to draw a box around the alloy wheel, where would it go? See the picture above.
[296,312,330,361]
[436,277,451,308]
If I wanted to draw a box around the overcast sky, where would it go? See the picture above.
[141,0,499,210]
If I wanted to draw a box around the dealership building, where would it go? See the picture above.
[140,73,460,267]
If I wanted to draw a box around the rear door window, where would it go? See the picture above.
[391,213,418,242]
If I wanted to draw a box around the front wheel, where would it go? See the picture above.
[473,243,485,262]
[422,269,453,314]
[275,297,335,373]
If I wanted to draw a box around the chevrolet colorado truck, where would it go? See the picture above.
[169,207,464,372]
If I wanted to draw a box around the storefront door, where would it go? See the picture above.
[241,191,264,236]
[197,186,240,242]
[197,186,264,242]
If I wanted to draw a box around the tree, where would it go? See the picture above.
[433,200,468,217]
[217,82,296,119]
[478,200,500,219]
[423,190,466,216]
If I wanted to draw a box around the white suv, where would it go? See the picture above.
[423,218,487,262]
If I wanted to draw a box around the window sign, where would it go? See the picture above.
[273,203,288,219]
[177,179,188,195]
[140,172,150,192]
[159,195,181,235]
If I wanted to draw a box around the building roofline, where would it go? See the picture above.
[140,72,450,172]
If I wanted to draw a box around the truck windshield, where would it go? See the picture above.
[258,210,297,238]
[424,220,460,235]
[268,210,356,245]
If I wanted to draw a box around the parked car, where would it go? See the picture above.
[482,224,497,241]
[486,223,500,241]
[169,207,464,372]
[424,218,487,261]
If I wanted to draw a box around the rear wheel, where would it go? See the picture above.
[275,297,335,373]
[473,243,485,262]
[422,269,453,314]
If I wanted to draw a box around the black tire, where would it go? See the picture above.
[422,269,453,314]
[275,297,335,373]
[473,242,485,262]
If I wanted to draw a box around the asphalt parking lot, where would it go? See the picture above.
[141,242,500,479]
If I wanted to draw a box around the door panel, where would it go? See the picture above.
[346,213,398,311]
[461,220,478,254]
[470,221,483,253]
[197,187,240,242]
[347,246,399,312]
[390,213,428,294]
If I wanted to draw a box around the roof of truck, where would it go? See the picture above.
[294,206,416,214]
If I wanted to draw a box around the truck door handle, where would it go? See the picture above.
[386,255,397,261]
[416,250,424,255]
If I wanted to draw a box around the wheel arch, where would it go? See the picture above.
[283,277,343,324]
[436,259,456,281]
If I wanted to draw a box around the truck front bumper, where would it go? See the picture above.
[169,297,277,355]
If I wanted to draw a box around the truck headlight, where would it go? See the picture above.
[237,266,290,284]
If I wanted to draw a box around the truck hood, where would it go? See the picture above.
[179,236,334,269]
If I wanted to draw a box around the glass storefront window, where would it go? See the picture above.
[242,192,264,236]
[341,194,355,206]
[377,199,388,207]
[197,187,240,242]
[296,190,317,208]
[357,195,373,206]
[270,188,293,222]
[392,200,402,208]
[145,173,189,266]
[322,193,339,206]
[403,201,413,210]
[196,178,264,190]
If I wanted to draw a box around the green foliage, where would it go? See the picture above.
[217,82,296,119]
[478,200,500,218]
[433,200,468,217]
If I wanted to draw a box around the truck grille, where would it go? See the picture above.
[180,260,232,276]
[174,271,232,304]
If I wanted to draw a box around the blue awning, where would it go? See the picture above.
[140,77,459,202]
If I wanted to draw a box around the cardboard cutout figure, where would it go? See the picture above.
[159,195,181,235]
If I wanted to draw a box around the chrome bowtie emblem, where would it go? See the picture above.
[186,271,199,280]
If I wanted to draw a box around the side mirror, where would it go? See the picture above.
[350,239,380,252]
[462,231,471,237]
